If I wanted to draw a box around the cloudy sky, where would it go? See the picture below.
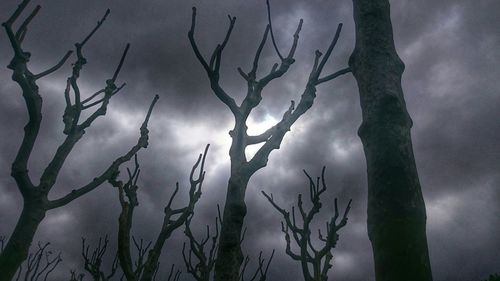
[1,0,499,280]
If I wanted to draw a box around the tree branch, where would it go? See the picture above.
[14,4,40,42]
[266,0,283,61]
[188,7,240,116]
[46,95,159,209]
[33,51,73,80]
[144,143,209,278]
[262,167,352,281]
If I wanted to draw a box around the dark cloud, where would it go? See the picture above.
[1,0,499,280]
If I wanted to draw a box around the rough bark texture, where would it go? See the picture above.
[348,1,433,280]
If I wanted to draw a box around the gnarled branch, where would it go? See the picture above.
[262,167,352,281]
[110,145,210,281]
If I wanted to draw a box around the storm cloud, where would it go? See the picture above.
[0,0,499,280]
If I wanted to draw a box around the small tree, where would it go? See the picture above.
[262,167,352,281]
[80,236,119,281]
[15,242,62,281]
[182,206,274,281]
[188,1,349,279]
[0,1,158,279]
[108,145,209,281]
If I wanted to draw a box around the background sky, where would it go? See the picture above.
[0,0,499,280]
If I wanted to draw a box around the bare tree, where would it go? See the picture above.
[81,236,119,281]
[188,1,349,279]
[182,206,274,281]
[239,251,274,281]
[108,145,210,281]
[0,1,159,279]
[262,167,352,281]
[348,1,432,280]
[10,242,62,281]
[182,206,221,281]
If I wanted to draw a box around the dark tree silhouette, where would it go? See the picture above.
[238,251,274,281]
[262,167,351,281]
[108,145,209,281]
[0,241,62,281]
[188,1,349,279]
[0,1,158,280]
[182,206,274,281]
[182,207,221,281]
[80,236,119,281]
[348,1,433,280]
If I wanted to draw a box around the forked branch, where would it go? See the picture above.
[182,205,221,281]
[81,236,119,281]
[110,145,210,281]
[14,242,62,281]
[47,95,159,210]
[262,167,352,281]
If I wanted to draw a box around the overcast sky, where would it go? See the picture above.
[0,0,499,280]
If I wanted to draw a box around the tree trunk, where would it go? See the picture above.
[214,174,249,281]
[348,1,433,281]
[0,201,46,281]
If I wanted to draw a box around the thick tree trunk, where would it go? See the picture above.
[214,174,249,281]
[348,1,433,281]
[0,201,46,281]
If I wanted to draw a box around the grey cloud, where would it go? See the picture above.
[1,0,499,280]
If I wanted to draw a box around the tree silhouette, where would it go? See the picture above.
[0,1,158,279]
[188,1,349,279]
[0,240,62,281]
[80,236,119,281]
[182,206,274,281]
[262,167,351,281]
[349,1,432,280]
[108,145,209,281]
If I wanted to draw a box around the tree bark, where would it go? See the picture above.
[0,200,46,281]
[348,1,433,280]
[214,174,249,281]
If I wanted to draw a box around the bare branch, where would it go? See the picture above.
[81,236,119,281]
[2,0,30,58]
[249,25,270,78]
[188,7,240,116]
[113,145,210,281]
[80,9,110,48]
[317,24,342,75]
[182,206,220,281]
[111,43,130,83]
[210,15,236,73]
[316,67,351,84]
[15,4,40,42]
[262,168,352,281]
[256,18,303,88]
[14,242,62,281]
[33,51,73,80]
[266,0,283,60]
[47,95,159,209]
[246,126,276,145]
[166,264,182,281]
